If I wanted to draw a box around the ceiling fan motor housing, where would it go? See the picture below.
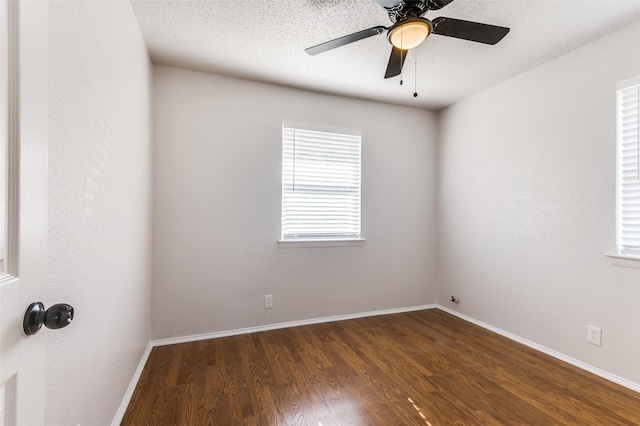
[426,0,455,11]
[388,1,429,22]
[401,1,429,16]
[383,0,454,23]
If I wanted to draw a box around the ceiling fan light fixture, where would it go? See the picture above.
[388,18,432,50]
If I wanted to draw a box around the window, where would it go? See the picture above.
[616,76,640,257]
[281,123,362,243]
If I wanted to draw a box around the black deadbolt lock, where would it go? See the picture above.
[23,302,74,335]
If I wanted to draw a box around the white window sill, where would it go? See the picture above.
[278,239,365,248]
[605,254,640,269]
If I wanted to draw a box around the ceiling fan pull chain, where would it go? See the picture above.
[400,29,404,85]
[413,48,418,97]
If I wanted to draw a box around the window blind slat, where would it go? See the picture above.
[282,125,361,240]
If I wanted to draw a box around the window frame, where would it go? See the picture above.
[279,122,364,248]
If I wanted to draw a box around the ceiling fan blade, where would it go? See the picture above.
[305,26,387,56]
[384,46,408,79]
[432,17,510,45]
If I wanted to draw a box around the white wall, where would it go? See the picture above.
[152,65,438,340]
[438,20,640,385]
[47,1,152,424]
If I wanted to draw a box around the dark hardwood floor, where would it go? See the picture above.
[121,309,640,425]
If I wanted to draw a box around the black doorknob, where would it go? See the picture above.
[23,302,74,335]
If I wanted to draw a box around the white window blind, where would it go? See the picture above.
[282,124,361,241]
[617,77,640,256]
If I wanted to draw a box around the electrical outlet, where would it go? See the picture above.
[264,294,273,309]
[587,325,601,346]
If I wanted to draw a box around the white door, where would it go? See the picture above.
[0,0,49,425]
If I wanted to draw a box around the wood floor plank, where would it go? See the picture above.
[121,309,640,425]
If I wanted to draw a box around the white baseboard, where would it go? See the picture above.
[152,304,437,347]
[436,305,640,394]
[111,342,153,426]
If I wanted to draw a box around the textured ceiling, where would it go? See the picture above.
[130,0,640,110]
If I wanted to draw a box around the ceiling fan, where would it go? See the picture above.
[305,0,510,79]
